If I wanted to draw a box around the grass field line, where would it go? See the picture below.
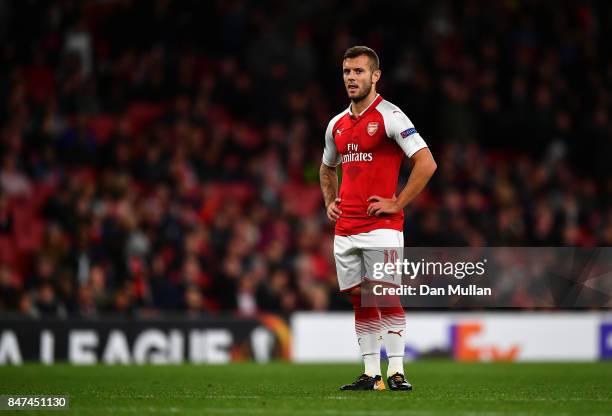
[101,394,262,399]
[85,392,612,404]
[72,405,590,416]
[322,395,612,402]
[86,394,612,403]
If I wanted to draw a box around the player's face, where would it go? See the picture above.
[342,55,380,102]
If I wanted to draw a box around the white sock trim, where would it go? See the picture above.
[364,353,381,377]
[387,356,404,377]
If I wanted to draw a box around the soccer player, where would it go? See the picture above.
[319,46,437,391]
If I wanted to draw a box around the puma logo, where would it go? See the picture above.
[357,337,362,345]
[387,329,403,337]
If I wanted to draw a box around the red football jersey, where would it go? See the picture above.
[322,95,428,236]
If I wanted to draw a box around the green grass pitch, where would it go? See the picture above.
[1,362,611,415]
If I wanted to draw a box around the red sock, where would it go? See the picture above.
[350,293,382,376]
[350,294,381,336]
[377,292,406,375]
[376,293,405,333]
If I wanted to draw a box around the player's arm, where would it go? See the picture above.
[320,119,343,222]
[367,148,436,216]
[367,108,436,216]
[320,163,342,221]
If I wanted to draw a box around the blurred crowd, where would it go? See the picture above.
[0,0,611,317]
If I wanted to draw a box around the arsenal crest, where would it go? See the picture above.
[366,122,379,136]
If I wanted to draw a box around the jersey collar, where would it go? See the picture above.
[348,94,382,119]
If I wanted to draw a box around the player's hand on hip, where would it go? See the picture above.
[367,195,400,216]
[327,198,342,222]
